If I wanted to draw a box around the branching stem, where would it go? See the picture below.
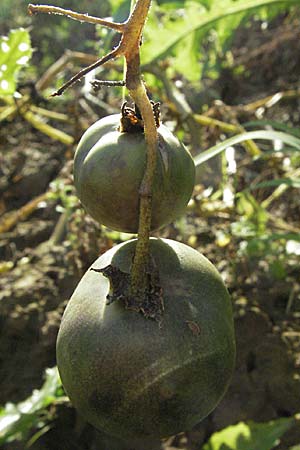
[29,0,158,306]
[28,4,124,31]
[51,48,120,97]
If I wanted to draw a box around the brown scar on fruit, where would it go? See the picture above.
[185,320,201,336]
[91,258,164,322]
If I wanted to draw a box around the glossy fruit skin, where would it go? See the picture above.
[56,238,235,441]
[73,115,195,232]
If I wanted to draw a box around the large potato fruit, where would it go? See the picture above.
[56,238,235,441]
[73,115,195,232]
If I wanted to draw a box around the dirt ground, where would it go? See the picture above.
[0,12,300,450]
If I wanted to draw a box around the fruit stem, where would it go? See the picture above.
[123,1,159,302]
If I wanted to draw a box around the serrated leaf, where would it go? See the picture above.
[0,28,33,95]
[142,0,298,80]
[202,417,296,450]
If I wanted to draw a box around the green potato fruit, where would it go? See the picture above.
[73,115,195,232]
[56,238,235,442]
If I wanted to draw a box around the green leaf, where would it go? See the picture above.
[235,191,268,235]
[109,0,130,15]
[172,30,202,81]
[142,0,298,80]
[0,367,63,445]
[111,0,131,22]
[194,130,300,167]
[249,178,300,190]
[202,417,296,450]
[244,120,300,138]
[0,28,33,96]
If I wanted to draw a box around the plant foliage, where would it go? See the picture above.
[194,130,300,167]
[140,0,299,80]
[0,28,32,96]
[202,417,296,450]
[0,367,64,446]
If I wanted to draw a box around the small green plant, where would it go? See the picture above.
[0,27,74,144]
[202,416,297,450]
[0,368,65,447]
[0,28,32,96]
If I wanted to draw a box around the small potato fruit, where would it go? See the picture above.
[56,238,235,442]
[73,115,195,232]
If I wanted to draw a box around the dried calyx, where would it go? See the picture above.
[91,256,164,322]
[119,101,161,133]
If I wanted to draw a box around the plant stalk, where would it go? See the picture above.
[122,0,158,300]
[28,0,158,304]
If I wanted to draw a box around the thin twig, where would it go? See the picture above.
[28,4,124,32]
[22,110,74,144]
[36,50,97,91]
[243,88,300,112]
[193,114,261,157]
[51,48,121,97]
[262,167,300,209]
[49,210,71,245]
[30,105,69,121]
[0,192,51,234]
[91,79,125,91]
[286,286,297,315]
